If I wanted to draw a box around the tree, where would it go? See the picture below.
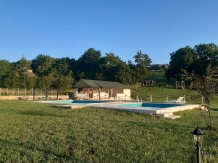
[15,56,31,72]
[193,43,218,76]
[166,43,218,80]
[36,76,52,99]
[133,50,151,67]
[183,60,218,130]
[25,76,37,90]
[52,73,74,99]
[32,54,55,76]
[179,45,218,130]
[76,48,102,80]
[115,65,132,85]
[101,53,123,81]
[53,57,71,76]
[47,57,74,99]
[15,57,32,88]
[3,71,18,88]
[100,53,132,84]
[0,60,11,87]
[132,51,152,86]
[166,46,196,79]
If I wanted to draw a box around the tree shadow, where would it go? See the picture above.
[19,111,68,118]
[0,138,74,161]
[210,108,218,111]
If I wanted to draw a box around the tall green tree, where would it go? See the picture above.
[115,64,132,85]
[183,58,218,130]
[166,46,196,79]
[132,51,152,86]
[0,60,11,87]
[100,53,132,84]
[32,54,55,76]
[52,74,74,99]
[25,76,37,90]
[36,76,52,99]
[53,57,71,76]
[15,56,31,72]
[3,71,18,88]
[14,57,32,88]
[101,53,122,81]
[193,43,218,76]
[76,48,101,80]
[166,43,218,80]
[133,50,151,67]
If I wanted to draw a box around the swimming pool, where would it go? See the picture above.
[119,103,142,107]
[72,100,115,103]
[39,99,115,105]
[119,102,184,108]
[38,100,200,119]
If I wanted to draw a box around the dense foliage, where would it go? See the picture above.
[1,42,218,92]
[166,43,218,130]
[0,49,152,89]
[166,43,218,80]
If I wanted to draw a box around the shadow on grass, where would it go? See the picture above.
[211,108,218,111]
[19,111,68,118]
[0,108,68,118]
[0,138,75,161]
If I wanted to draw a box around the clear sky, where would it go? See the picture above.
[1,0,218,64]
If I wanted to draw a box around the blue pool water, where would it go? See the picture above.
[42,100,184,110]
[46,100,73,104]
[119,103,184,108]
[43,100,114,104]
[119,103,142,107]
[72,100,113,103]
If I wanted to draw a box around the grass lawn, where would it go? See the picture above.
[0,87,218,162]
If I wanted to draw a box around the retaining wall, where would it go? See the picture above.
[0,95,69,100]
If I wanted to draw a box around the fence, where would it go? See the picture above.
[0,88,67,96]
[135,94,204,104]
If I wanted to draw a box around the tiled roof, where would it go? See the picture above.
[74,79,131,88]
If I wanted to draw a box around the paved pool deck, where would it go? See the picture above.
[41,101,201,119]
[87,102,200,119]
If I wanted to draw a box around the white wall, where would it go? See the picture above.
[74,88,131,100]
[117,89,131,100]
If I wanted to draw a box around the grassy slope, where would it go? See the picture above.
[0,87,217,162]
[131,86,218,108]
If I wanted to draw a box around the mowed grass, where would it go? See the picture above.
[0,87,217,162]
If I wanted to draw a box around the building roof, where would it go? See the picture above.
[25,70,37,77]
[74,79,132,89]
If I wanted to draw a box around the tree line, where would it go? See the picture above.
[1,42,217,93]
[0,48,153,92]
[166,43,218,81]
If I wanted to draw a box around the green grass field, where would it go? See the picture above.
[0,87,218,162]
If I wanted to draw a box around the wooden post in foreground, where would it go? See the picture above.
[201,96,204,104]
[166,95,168,102]
[150,95,152,102]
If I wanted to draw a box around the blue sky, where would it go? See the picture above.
[1,0,218,64]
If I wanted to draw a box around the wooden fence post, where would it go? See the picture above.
[150,95,152,102]
[201,96,204,104]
